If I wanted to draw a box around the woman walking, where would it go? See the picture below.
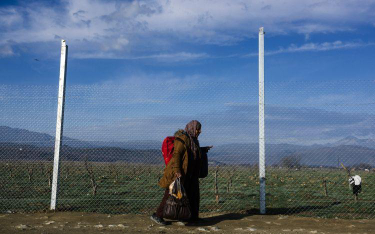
[151,120,209,225]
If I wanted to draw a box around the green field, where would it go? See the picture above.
[1,161,374,219]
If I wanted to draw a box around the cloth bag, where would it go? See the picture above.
[163,178,191,220]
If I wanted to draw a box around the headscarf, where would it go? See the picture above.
[185,120,201,159]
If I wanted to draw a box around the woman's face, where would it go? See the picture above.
[196,127,201,137]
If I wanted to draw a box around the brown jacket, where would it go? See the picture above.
[158,131,201,188]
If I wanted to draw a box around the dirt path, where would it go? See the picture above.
[0,212,374,234]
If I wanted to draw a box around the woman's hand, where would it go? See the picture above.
[202,145,213,153]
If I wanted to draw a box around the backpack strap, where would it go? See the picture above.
[174,137,185,145]
[175,137,190,155]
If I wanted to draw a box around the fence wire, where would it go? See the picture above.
[0,80,374,218]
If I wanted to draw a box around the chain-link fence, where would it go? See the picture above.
[265,80,375,219]
[0,80,374,218]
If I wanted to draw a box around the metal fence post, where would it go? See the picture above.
[50,40,68,210]
[258,27,266,214]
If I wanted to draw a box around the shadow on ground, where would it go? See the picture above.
[191,201,342,226]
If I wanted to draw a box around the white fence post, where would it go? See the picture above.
[258,27,266,214]
[50,40,68,210]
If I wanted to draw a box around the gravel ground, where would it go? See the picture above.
[0,212,374,234]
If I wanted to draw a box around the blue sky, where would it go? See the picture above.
[0,0,375,145]
[1,0,375,85]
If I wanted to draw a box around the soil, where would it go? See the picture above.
[0,212,374,234]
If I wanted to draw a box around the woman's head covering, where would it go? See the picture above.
[185,120,201,159]
[185,120,201,138]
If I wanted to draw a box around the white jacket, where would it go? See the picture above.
[349,175,361,186]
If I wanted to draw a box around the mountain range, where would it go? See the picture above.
[209,143,375,167]
[0,126,160,149]
[1,126,374,166]
[328,136,375,149]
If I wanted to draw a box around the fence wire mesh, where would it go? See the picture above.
[0,80,374,219]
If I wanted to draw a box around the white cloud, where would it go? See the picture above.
[62,80,375,145]
[73,51,208,61]
[0,8,23,29]
[0,44,15,57]
[276,41,373,53]
[1,0,375,58]
[132,52,209,62]
[103,37,129,51]
[62,100,375,145]
[2,80,375,145]
[245,41,375,57]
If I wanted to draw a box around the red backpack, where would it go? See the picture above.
[162,136,175,165]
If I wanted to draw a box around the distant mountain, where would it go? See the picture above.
[329,136,375,149]
[2,141,373,166]
[296,145,375,167]
[0,126,51,143]
[209,143,312,165]
[0,142,162,163]
[1,126,375,166]
[0,126,161,150]
[91,140,161,150]
[209,143,375,167]
[0,126,91,148]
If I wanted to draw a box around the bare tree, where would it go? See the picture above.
[39,162,44,176]
[322,179,328,197]
[7,163,14,178]
[27,165,33,183]
[227,173,232,193]
[279,155,302,169]
[84,157,98,196]
[44,164,53,187]
[214,166,219,204]
[341,163,352,190]
[112,164,119,183]
[64,164,70,180]
[352,163,372,170]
